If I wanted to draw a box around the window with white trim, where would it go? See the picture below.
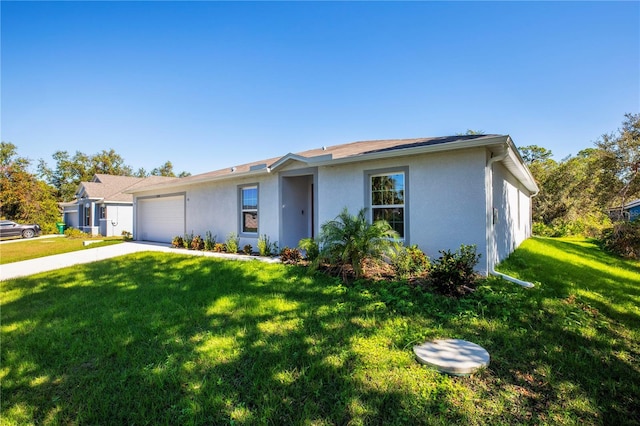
[371,172,405,238]
[240,186,258,234]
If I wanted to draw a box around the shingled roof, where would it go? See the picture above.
[77,174,177,202]
[127,134,538,194]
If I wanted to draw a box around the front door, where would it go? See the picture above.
[280,174,315,249]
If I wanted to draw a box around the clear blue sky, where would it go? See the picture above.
[2,1,638,176]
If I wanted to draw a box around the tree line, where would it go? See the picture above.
[0,144,190,233]
[521,112,639,237]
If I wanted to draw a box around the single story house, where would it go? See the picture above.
[127,134,539,276]
[61,174,176,237]
[608,198,640,222]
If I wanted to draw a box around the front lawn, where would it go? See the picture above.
[0,237,123,264]
[1,238,638,424]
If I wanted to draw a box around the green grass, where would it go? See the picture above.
[1,237,639,425]
[0,237,124,264]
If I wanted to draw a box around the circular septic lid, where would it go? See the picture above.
[413,339,490,376]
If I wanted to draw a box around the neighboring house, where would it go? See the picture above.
[61,174,177,237]
[608,199,640,222]
[127,135,539,275]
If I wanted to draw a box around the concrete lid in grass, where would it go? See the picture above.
[413,339,490,376]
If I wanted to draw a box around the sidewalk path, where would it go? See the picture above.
[0,241,280,281]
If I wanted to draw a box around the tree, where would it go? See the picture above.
[519,145,554,165]
[151,161,176,177]
[39,149,135,201]
[595,113,640,212]
[0,142,59,233]
[524,144,608,236]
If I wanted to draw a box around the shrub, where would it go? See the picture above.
[183,231,194,249]
[258,234,278,256]
[317,207,399,281]
[534,214,612,239]
[428,244,481,297]
[391,244,430,279]
[600,221,640,259]
[191,234,204,251]
[214,243,226,253]
[243,244,253,255]
[204,231,216,251]
[171,235,184,248]
[225,232,239,254]
[64,227,87,239]
[280,247,302,264]
[121,230,132,240]
[298,237,319,261]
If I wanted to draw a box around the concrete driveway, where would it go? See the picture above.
[0,241,280,281]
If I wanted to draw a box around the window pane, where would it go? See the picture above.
[371,174,404,206]
[243,212,258,233]
[373,207,404,237]
[242,187,258,209]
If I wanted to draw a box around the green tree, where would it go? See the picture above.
[1,142,59,233]
[594,113,640,212]
[317,207,399,281]
[39,149,134,201]
[520,145,554,165]
[524,145,608,236]
[151,161,176,177]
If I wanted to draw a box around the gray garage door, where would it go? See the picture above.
[137,195,185,243]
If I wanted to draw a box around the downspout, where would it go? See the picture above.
[486,149,535,288]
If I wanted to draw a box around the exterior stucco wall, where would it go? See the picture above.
[316,148,488,264]
[491,161,532,266]
[133,174,280,248]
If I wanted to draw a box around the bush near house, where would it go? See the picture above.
[257,234,278,256]
[280,247,302,264]
[204,231,216,251]
[225,233,239,254]
[425,244,481,297]
[315,207,399,281]
[298,237,319,261]
[191,235,204,251]
[390,243,430,280]
[171,236,183,248]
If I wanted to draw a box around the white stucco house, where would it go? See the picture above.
[61,174,176,237]
[127,134,539,275]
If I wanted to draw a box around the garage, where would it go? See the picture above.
[136,194,185,243]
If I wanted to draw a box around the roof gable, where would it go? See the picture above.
[76,174,177,202]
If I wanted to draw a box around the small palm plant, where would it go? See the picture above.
[317,207,399,280]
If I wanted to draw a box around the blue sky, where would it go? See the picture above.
[2,1,638,176]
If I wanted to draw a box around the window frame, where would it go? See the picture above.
[238,184,259,236]
[365,167,409,242]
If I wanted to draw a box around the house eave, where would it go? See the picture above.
[127,134,538,195]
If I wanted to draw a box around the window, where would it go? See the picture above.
[240,186,258,233]
[100,206,106,219]
[371,172,405,238]
[84,205,91,226]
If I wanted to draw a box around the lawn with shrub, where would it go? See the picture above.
[0,236,124,264]
[1,237,638,424]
